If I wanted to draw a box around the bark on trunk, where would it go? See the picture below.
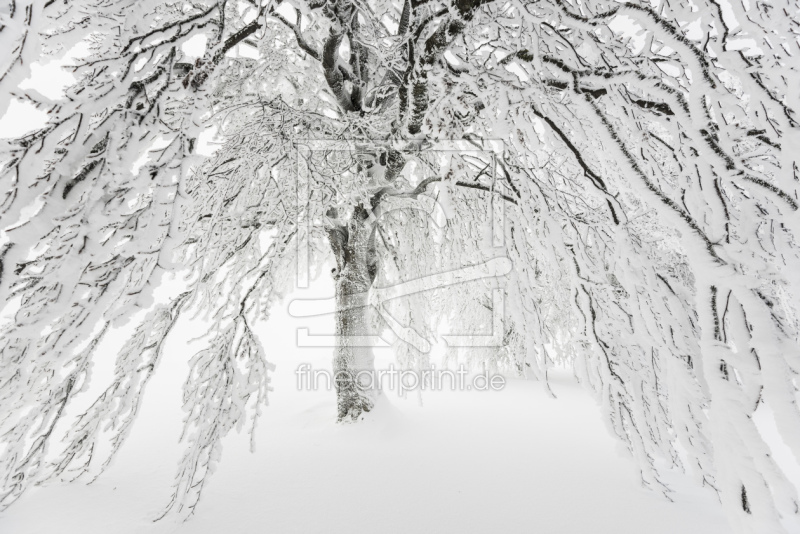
[329,206,379,422]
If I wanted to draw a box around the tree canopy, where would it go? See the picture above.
[1,0,799,530]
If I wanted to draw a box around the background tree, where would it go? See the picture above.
[1,0,799,531]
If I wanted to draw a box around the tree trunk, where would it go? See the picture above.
[329,206,379,421]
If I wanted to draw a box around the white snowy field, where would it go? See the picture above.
[0,273,738,534]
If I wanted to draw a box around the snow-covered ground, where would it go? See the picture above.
[0,274,735,534]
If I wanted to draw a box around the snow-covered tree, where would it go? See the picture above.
[1,0,799,531]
